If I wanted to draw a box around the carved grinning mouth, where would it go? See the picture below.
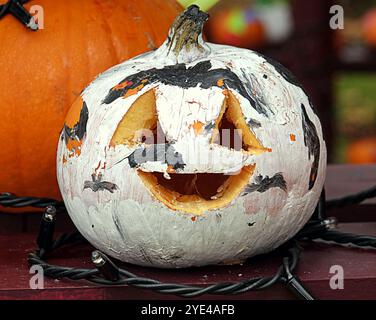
[110,88,269,215]
[138,166,255,215]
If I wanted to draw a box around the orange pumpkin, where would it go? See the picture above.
[0,0,181,210]
[346,137,376,164]
[362,7,376,47]
[205,6,265,49]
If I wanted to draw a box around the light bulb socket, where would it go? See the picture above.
[44,206,57,222]
[322,217,338,230]
[36,205,57,252]
[92,251,106,267]
[92,251,120,282]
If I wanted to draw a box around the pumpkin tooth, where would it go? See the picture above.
[216,185,224,193]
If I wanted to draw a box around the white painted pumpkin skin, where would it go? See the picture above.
[57,6,326,268]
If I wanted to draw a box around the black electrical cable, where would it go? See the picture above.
[326,185,376,210]
[20,195,322,299]
[0,0,37,30]
[282,254,314,300]
[27,235,301,298]
[0,0,30,15]
[0,193,63,209]
[22,205,314,299]
[312,230,376,248]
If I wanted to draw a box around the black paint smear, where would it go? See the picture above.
[306,96,318,115]
[103,60,269,116]
[128,144,186,171]
[205,121,216,131]
[238,68,273,116]
[84,174,118,193]
[63,101,89,144]
[243,173,287,194]
[301,104,320,190]
[248,119,262,128]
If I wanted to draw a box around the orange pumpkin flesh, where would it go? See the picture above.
[110,87,267,215]
[110,90,158,147]
[0,0,182,211]
[212,90,268,155]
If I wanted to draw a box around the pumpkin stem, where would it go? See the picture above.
[165,5,210,63]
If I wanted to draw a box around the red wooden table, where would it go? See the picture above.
[0,164,375,300]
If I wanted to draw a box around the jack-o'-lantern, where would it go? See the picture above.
[57,5,326,268]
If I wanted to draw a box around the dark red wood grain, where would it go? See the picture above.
[0,222,374,300]
[326,164,376,222]
[325,164,376,204]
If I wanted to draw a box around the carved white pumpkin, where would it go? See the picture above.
[57,6,326,268]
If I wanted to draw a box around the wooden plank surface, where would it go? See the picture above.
[325,164,376,222]
[0,222,374,300]
[325,164,376,204]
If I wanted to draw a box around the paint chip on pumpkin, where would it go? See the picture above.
[191,120,204,135]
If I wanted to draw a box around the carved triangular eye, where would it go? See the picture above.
[212,90,267,154]
[213,102,244,151]
[138,118,169,145]
[110,89,168,146]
